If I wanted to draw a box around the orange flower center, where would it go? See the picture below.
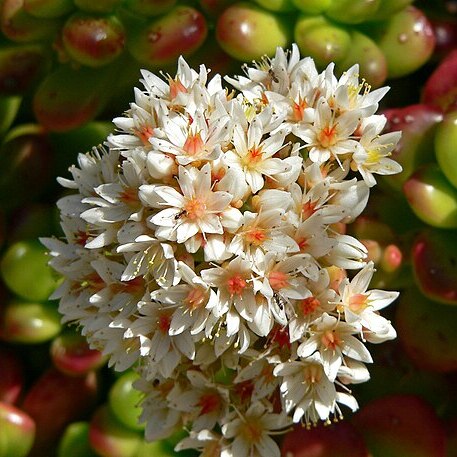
[318,125,338,148]
[292,96,307,122]
[321,329,341,351]
[245,228,267,246]
[299,296,320,316]
[227,274,247,297]
[245,146,263,166]
[120,187,139,206]
[169,77,187,100]
[303,363,323,384]
[183,131,205,156]
[302,200,317,219]
[134,125,154,146]
[349,293,369,313]
[184,198,206,220]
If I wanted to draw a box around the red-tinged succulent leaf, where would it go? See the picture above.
[395,287,457,372]
[0,301,61,345]
[446,417,457,457]
[280,421,369,457]
[294,14,351,69]
[381,104,442,190]
[354,340,451,411]
[403,163,457,228]
[369,6,435,79]
[108,371,144,432]
[352,394,446,457]
[434,110,457,189]
[0,401,36,457]
[89,405,142,457]
[0,0,61,42]
[128,6,207,68]
[216,2,290,62]
[352,395,446,457]
[0,45,50,96]
[199,0,233,17]
[62,13,126,68]
[23,0,74,18]
[22,368,99,456]
[33,63,114,131]
[412,229,457,305]
[422,49,457,113]
[380,243,403,273]
[325,0,381,24]
[51,329,106,376]
[367,0,413,21]
[0,133,54,209]
[335,30,387,88]
[429,16,457,61]
[0,346,24,404]
[58,422,98,457]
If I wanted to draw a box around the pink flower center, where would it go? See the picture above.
[183,131,205,156]
[297,237,309,251]
[120,187,139,206]
[185,287,207,310]
[268,271,289,290]
[134,125,154,146]
[302,200,317,219]
[227,274,247,297]
[349,293,368,313]
[198,393,220,415]
[158,314,171,334]
[321,329,341,350]
[268,325,291,349]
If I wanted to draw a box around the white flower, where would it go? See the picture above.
[150,102,231,165]
[287,268,337,342]
[294,97,360,164]
[224,114,289,193]
[228,209,298,259]
[337,261,398,340]
[170,370,229,432]
[297,313,372,381]
[43,46,404,456]
[149,261,216,336]
[221,402,291,457]
[146,164,242,245]
[274,353,337,424]
[353,115,402,187]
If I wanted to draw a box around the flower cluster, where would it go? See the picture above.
[43,45,401,457]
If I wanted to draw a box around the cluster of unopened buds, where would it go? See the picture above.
[43,44,402,457]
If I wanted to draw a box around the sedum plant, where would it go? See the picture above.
[42,45,402,457]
